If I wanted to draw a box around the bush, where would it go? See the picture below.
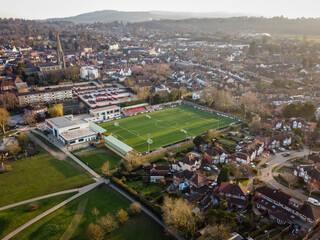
[117,209,129,224]
[129,202,142,215]
[87,223,105,240]
[97,214,118,233]
[27,202,39,212]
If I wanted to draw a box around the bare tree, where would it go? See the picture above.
[101,161,110,176]
[86,223,105,240]
[162,196,203,239]
[24,111,36,126]
[282,173,298,189]
[0,108,10,134]
[92,207,100,221]
[117,209,129,223]
[308,183,318,196]
[97,214,118,233]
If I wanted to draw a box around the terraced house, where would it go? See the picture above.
[255,185,320,231]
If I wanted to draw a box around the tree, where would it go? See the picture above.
[129,202,142,215]
[193,135,203,148]
[162,196,203,239]
[125,78,133,88]
[6,143,22,156]
[0,108,10,134]
[200,225,231,240]
[239,92,259,116]
[117,209,129,223]
[48,104,63,118]
[282,173,298,189]
[294,128,302,136]
[86,223,105,240]
[97,214,118,233]
[23,111,36,126]
[101,161,110,176]
[300,102,316,121]
[92,207,100,221]
[217,167,230,185]
[248,41,257,56]
[18,132,29,149]
[220,199,228,210]
[249,114,261,133]
[307,183,318,196]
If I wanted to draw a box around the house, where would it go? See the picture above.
[24,104,48,116]
[255,185,320,231]
[173,170,194,190]
[232,152,250,164]
[304,132,320,147]
[172,152,202,172]
[255,134,292,149]
[204,147,230,164]
[262,118,284,130]
[293,164,320,189]
[307,153,320,164]
[189,173,209,189]
[213,181,247,209]
[289,117,317,133]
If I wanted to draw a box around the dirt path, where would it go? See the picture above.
[59,197,88,240]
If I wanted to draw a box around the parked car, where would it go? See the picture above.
[282,152,290,157]
[250,163,256,168]
[278,147,286,152]
[308,197,320,206]
[211,165,219,171]
[262,163,269,168]
[203,166,211,171]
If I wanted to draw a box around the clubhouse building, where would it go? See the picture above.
[45,115,104,146]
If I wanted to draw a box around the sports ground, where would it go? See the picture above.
[99,104,237,153]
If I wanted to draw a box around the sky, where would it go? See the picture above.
[1,0,320,19]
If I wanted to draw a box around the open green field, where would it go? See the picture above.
[0,147,93,207]
[0,193,74,239]
[12,186,168,240]
[76,148,121,174]
[100,105,236,152]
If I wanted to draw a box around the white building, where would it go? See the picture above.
[89,105,121,122]
[155,85,170,93]
[46,115,98,146]
[80,66,99,80]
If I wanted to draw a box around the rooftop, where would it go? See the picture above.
[60,127,97,141]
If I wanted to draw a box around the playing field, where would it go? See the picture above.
[99,105,237,153]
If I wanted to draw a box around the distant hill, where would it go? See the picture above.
[46,10,259,23]
[132,17,320,36]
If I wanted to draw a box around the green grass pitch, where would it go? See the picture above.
[99,105,237,153]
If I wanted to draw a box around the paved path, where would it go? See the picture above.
[2,181,103,240]
[0,188,79,211]
[26,131,66,160]
[31,130,101,180]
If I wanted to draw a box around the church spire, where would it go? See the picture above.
[56,32,66,69]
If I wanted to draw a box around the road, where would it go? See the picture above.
[257,148,310,201]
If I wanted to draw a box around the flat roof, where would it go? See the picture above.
[90,105,120,113]
[47,115,86,129]
[60,127,97,141]
[105,135,133,156]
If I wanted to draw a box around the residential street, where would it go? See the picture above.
[257,147,311,201]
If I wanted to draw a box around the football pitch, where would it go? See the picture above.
[99,105,237,153]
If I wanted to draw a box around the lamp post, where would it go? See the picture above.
[147,133,153,153]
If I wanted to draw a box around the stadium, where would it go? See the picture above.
[99,104,238,153]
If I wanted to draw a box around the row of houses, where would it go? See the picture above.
[262,117,317,133]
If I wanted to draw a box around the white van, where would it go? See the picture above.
[308,197,320,206]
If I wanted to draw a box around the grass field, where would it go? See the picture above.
[76,148,121,174]
[0,193,74,239]
[100,105,236,153]
[12,186,168,240]
[0,147,93,207]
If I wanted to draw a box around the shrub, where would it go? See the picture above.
[87,223,105,240]
[129,202,142,215]
[97,214,118,233]
[117,209,129,224]
[27,202,39,212]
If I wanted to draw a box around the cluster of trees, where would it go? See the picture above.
[48,104,63,118]
[86,203,141,240]
[202,86,234,112]
[282,102,316,121]
[0,92,18,111]
[42,66,80,85]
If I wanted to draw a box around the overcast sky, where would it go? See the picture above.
[1,0,320,19]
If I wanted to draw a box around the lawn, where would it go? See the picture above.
[99,104,236,153]
[126,180,164,196]
[31,131,62,153]
[239,179,249,187]
[12,186,168,240]
[0,147,93,207]
[76,148,121,174]
[0,193,74,239]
